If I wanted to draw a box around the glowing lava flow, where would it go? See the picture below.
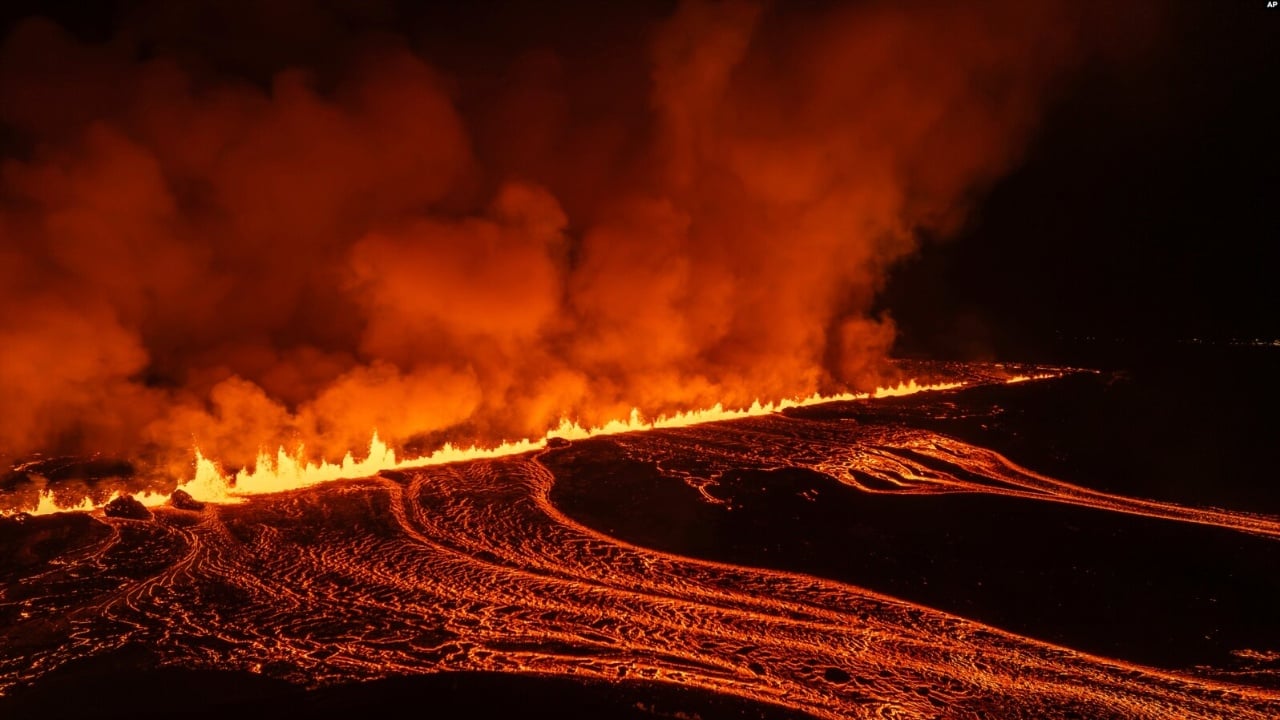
[29,493,94,515]
[4,368,1279,719]
[26,489,174,516]
[173,379,966,506]
[5,376,1006,516]
[3,411,1277,719]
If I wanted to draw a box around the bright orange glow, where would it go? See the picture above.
[7,376,988,516]
[0,0,1113,503]
[22,488,171,517]
[178,377,975,506]
[29,492,94,515]
[1004,372,1057,383]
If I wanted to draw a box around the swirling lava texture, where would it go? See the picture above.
[3,390,1279,718]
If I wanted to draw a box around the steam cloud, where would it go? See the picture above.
[0,0,1122,480]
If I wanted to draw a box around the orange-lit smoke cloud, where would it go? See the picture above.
[0,1,1127,477]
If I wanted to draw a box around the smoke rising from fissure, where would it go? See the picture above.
[0,0,1120,481]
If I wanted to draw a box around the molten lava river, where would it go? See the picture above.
[2,367,1278,719]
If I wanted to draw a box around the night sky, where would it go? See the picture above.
[881,1,1280,358]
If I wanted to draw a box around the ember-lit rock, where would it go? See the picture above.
[103,495,151,520]
[169,490,204,511]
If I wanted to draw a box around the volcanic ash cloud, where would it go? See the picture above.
[0,0,1139,478]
